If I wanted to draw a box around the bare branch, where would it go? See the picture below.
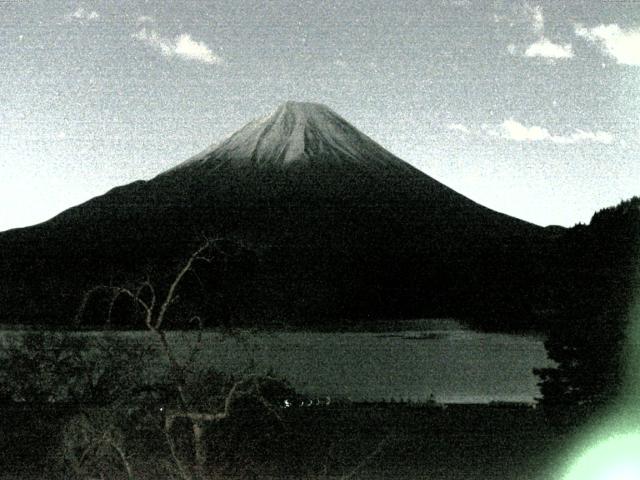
[154,329,183,378]
[340,435,391,480]
[73,237,272,475]
[106,435,135,480]
[135,279,156,325]
[155,239,214,331]
[64,411,135,480]
[75,285,115,326]
[222,377,246,419]
[75,284,155,328]
[107,287,139,326]
[252,376,283,422]
[184,316,204,370]
[163,427,193,480]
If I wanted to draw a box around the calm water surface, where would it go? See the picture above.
[2,319,553,404]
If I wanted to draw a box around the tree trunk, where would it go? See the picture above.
[193,420,207,467]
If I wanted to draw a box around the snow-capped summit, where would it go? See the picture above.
[175,101,414,172]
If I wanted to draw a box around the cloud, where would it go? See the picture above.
[528,4,544,35]
[493,119,613,144]
[441,0,471,5]
[174,34,219,64]
[552,130,614,144]
[137,15,155,24]
[132,28,222,65]
[524,37,574,59]
[71,7,99,20]
[506,5,573,60]
[132,28,173,56]
[447,119,613,145]
[575,24,640,66]
[447,123,470,134]
[499,119,550,141]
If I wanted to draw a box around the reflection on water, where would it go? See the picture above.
[0,319,553,404]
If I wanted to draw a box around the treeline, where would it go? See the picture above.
[535,197,639,415]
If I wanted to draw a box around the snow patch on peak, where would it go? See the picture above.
[171,101,415,173]
[277,101,333,116]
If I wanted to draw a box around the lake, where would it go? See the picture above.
[1,319,553,404]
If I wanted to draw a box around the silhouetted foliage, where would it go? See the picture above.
[0,332,155,406]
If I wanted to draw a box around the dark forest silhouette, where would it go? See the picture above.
[535,197,639,419]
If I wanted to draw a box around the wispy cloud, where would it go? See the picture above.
[137,15,155,24]
[488,119,613,144]
[132,28,222,65]
[440,0,471,6]
[446,123,470,134]
[71,7,100,21]
[528,4,544,36]
[506,5,574,60]
[575,24,640,66]
[448,119,612,145]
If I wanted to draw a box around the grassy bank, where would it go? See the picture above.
[0,402,575,479]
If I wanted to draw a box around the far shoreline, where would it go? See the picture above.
[0,317,547,337]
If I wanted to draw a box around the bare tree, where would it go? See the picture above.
[74,238,287,477]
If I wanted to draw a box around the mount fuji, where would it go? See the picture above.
[0,102,552,328]
[171,101,415,171]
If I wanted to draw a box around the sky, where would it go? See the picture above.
[1,0,639,231]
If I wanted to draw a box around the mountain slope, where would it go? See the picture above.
[170,101,414,171]
[0,102,551,328]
